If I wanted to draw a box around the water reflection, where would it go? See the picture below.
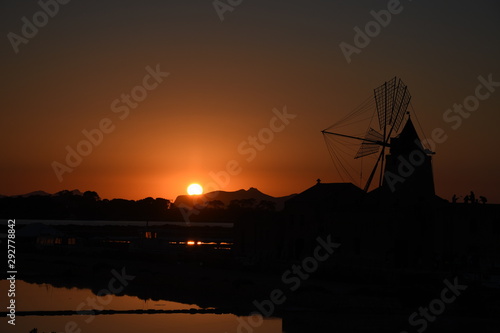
[0,280,281,333]
[1,280,199,312]
[12,314,281,333]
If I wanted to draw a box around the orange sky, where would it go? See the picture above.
[1,0,499,203]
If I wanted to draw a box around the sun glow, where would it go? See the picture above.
[187,183,203,195]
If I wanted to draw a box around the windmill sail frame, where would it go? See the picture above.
[354,127,383,159]
[322,77,413,192]
[374,77,411,135]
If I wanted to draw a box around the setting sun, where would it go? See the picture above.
[187,183,203,195]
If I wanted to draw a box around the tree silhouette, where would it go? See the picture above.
[256,200,276,211]
[240,198,256,208]
[206,200,224,209]
[228,199,241,210]
[83,191,100,201]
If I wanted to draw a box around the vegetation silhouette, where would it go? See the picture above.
[0,190,279,222]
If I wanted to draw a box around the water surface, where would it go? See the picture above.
[1,280,281,333]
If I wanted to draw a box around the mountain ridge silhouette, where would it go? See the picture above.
[174,187,296,211]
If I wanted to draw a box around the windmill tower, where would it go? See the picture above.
[322,77,435,199]
[382,114,435,198]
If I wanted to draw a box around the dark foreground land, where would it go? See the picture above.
[10,245,500,333]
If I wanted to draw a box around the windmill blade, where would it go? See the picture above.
[374,77,411,135]
[354,128,383,159]
[391,82,411,133]
[374,77,396,131]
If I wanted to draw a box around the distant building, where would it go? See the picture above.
[17,223,77,248]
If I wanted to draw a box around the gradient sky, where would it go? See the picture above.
[1,0,499,202]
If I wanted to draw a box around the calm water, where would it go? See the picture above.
[1,280,281,333]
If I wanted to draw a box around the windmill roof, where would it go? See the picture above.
[286,182,365,208]
[393,117,424,150]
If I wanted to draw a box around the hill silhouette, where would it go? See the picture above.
[174,187,296,211]
[0,188,296,220]
[3,189,83,198]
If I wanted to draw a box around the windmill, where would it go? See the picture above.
[322,77,420,192]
